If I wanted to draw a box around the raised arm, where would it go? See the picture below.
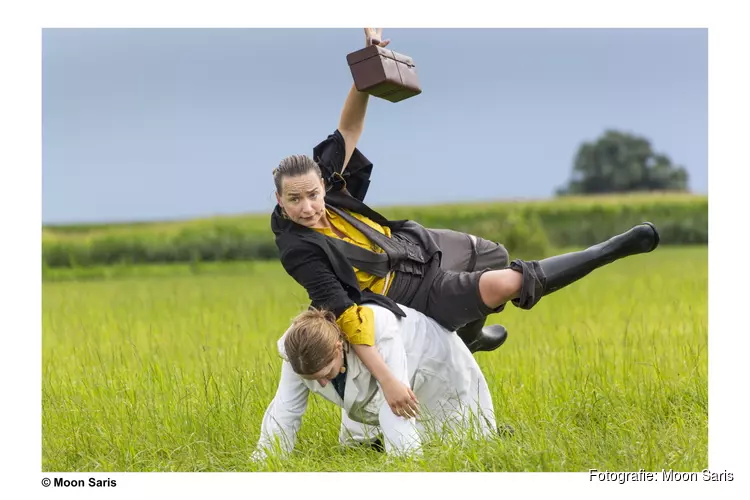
[337,28,391,174]
[337,84,368,173]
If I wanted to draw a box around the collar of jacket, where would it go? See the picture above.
[342,347,366,409]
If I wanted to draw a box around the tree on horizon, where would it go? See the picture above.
[557,130,689,195]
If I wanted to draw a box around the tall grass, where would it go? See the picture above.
[42,246,707,472]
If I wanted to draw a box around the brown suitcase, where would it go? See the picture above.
[346,45,422,103]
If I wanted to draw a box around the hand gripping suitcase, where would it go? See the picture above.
[346,45,422,103]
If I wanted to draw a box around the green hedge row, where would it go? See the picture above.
[42,193,707,268]
[381,194,708,247]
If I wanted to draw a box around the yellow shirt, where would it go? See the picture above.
[312,208,396,346]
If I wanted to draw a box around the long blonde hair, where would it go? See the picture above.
[284,308,345,376]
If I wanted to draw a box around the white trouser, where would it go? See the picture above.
[339,407,424,456]
[339,409,380,445]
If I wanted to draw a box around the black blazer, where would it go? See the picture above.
[271,130,424,320]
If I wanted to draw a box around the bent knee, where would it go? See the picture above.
[478,269,522,307]
[473,237,510,270]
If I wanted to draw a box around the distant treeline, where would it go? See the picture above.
[43,193,707,269]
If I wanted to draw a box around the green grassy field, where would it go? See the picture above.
[42,246,707,472]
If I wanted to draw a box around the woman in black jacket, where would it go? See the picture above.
[270,28,660,419]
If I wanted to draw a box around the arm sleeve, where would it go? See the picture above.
[336,304,375,346]
[313,129,374,202]
[253,361,310,461]
[279,243,356,318]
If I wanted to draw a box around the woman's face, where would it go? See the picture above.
[298,341,344,387]
[276,171,327,228]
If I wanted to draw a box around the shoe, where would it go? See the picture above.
[465,324,508,353]
[497,423,515,438]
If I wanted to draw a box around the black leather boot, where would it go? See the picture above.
[457,318,509,353]
[539,222,660,295]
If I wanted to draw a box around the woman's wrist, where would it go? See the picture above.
[377,373,399,387]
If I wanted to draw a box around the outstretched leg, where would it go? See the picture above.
[478,222,660,309]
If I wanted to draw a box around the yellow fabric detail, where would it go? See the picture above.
[313,208,395,295]
[336,304,375,346]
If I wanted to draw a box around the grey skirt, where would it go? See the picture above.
[385,229,502,332]
[385,227,544,332]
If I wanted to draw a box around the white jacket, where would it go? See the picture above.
[254,304,497,458]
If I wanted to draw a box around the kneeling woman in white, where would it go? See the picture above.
[254,303,497,459]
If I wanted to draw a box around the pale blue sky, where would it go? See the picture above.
[42,28,707,224]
